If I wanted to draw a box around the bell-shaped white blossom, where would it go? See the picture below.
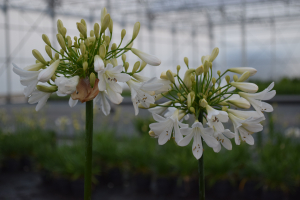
[96,63,131,92]
[12,63,40,97]
[94,91,111,116]
[106,82,124,104]
[228,67,257,76]
[132,74,171,94]
[178,122,219,159]
[131,48,161,66]
[149,109,188,145]
[28,90,51,111]
[69,97,78,108]
[148,101,172,116]
[225,94,250,109]
[230,82,258,93]
[23,63,44,71]
[212,129,235,153]
[38,60,60,82]
[227,109,262,119]
[127,78,163,115]
[55,76,80,95]
[205,105,229,132]
[228,113,264,145]
[239,82,276,116]
[94,55,104,72]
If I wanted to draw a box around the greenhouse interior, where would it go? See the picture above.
[0,0,300,199]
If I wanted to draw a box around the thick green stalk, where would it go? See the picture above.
[84,100,93,200]
[198,111,205,200]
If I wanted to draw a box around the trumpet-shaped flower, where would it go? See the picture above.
[149,109,188,145]
[229,113,264,145]
[12,63,40,97]
[239,82,276,116]
[230,82,258,93]
[212,129,235,153]
[226,94,250,109]
[38,60,60,82]
[132,74,171,94]
[94,91,111,116]
[94,55,104,72]
[205,105,229,133]
[96,63,131,92]
[148,101,172,115]
[28,90,51,111]
[127,78,163,115]
[228,67,257,76]
[178,122,219,159]
[131,48,161,66]
[55,76,80,95]
[227,109,262,119]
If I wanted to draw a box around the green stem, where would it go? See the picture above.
[84,100,93,200]
[198,111,205,200]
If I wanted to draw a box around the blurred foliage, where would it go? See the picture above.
[253,77,300,95]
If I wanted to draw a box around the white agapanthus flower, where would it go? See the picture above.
[69,97,78,108]
[228,113,264,145]
[96,63,131,92]
[149,109,188,145]
[230,82,258,93]
[38,60,60,82]
[55,76,80,96]
[148,101,172,115]
[207,112,229,133]
[94,91,111,116]
[127,78,163,115]
[131,48,161,66]
[28,90,51,111]
[212,129,235,153]
[178,121,219,159]
[239,82,276,116]
[12,63,40,97]
[132,74,171,94]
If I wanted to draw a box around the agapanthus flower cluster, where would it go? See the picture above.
[13,7,166,115]
[147,48,276,159]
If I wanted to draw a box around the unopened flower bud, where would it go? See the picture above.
[183,68,195,89]
[184,57,189,67]
[110,58,118,67]
[160,71,176,80]
[42,34,51,46]
[94,23,100,38]
[80,42,86,55]
[166,70,175,84]
[132,61,140,74]
[222,106,228,111]
[32,49,47,65]
[200,99,208,108]
[149,130,156,138]
[203,61,209,74]
[139,61,147,71]
[209,92,212,96]
[195,65,204,75]
[233,74,238,82]
[83,61,88,71]
[131,48,161,66]
[100,14,111,34]
[99,44,106,59]
[121,29,126,40]
[122,54,126,63]
[210,47,219,62]
[60,49,64,55]
[111,43,117,51]
[109,18,113,33]
[80,19,87,27]
[189,107,195,114]
[61,27,67,37]
[90,72,96,88]
[212,77,216,85]
[89,30,94,37]
[24,63,45,71]
[187,93,192,108]
[76,22,87,38]
[132,22,140,40]
[177,65,181,73]
[56,34,66,51]
[45,45,52,59]
[228,67,257,76]
[225,75,230,84]
[101,7,107,25]
[177,93,181,97]
[217,70,221,76]
[67,36,72,48]
[124,62,129,72]
[57,19,64,34]
[237,71,250,82]
[36,85,58,93]
[105,36,110,45]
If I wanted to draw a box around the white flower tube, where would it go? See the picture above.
[94,91,111,116]
[148,101,172,115]
[132,74,171,94]
[230,82,258,93]
[55,76,80,95]
[228,67,257,76]
[227,109,262,119]
[12,63,40,97]
[227,97,250,109]
[131,48,161,66]
[28,90,51,111]
[94,55,104,72]
[213,129,235,153]
[149,109,188,145]
[38,60,60,82]
[178,121,219,159]
[23,63,45,71]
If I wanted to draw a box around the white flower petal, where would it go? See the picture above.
[178,131,194,146]
[192,133,203,159]
[69,97,78,108]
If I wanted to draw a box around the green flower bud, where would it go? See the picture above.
[45,45,52,59]
[237,71,250,82]
[139,61,147,71]
[111,43,117,51]
[233,74,238,82]
[83,61,88,71]
[76,22,87,38]
[132,22,140,40]
[166,70,175,84]
[177,65,181,73]
[132,61,140,74]
[121,29,126,40]
[36,85,58,93]
[56,34,66,51]
[100,14,111,34]
[80,42,86,55]
[122,54,126,63]
[109,18,113,34]
[90,72,96,88]
[94,23,100,38]
[99,44,106,60]
[32,49,47,65]
[217,70,221,76]
[189,107,195,114]
[124,62,129,72]
[195,65,204,75]
[42,34,51,46]
[184,57,189,67]
[199,99,208,108]
[210,47,219,62]
[225,75,230,84]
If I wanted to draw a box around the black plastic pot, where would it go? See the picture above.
[241,180,262,200]
[20,156,33,172]
[70,179,84,197]
[208,180,233,200]
[52,177,71,195]
[2,157,20,172]
[155,177,176,196]
[107,167,123,188]
[133,173,152,193]
[40,169,53,185]
[175,177,198,198]
[262,189,285,200]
